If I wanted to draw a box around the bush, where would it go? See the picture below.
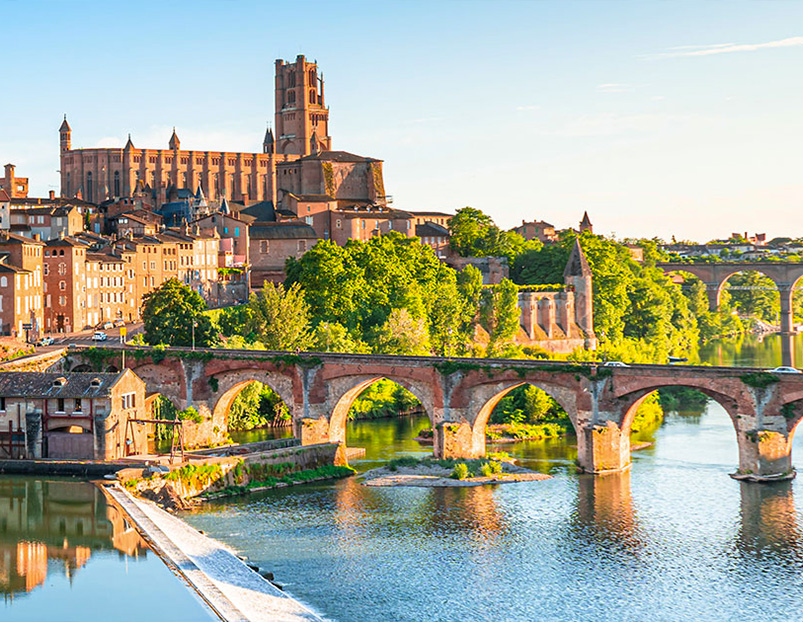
[480,460,503,477]
[451,463,470,480]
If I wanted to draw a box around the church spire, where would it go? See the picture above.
[579,211,593,234]
[169,127,180,150]
[124,134,135,150]
[263,125,275,154]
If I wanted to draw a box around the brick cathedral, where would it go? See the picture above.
[59,55,386,214]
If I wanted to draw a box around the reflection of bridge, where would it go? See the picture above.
[61,346,803,481]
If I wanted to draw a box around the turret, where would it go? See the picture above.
[564,238,595,344]
[263,126,275,154]
[169,127,180,151]
[59,115,71,154]
[124,134,135,150]
[579,211,593,234]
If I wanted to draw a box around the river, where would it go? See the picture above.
[179,332,803,622]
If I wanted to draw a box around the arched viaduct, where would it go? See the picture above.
[656,262,803,334]
[60,346,803,482]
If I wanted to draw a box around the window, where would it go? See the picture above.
[223,227,228,234]
[58,262,66,275]
[0,397,5,411]
[59,295,66,306]
[298,240,307,252]
[43,264,49,276]
[150,261,156,270]
[59,280,66,291]
[234,227,239,237]
[260,240,269,254]
[74,399,82,412]
[121,393,136,409]
[57,398,65,413]
[113,171,120,196]
[362,220,366,229]
[0,276,6,287]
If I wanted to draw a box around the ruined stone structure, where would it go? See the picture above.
[58,346,803,481]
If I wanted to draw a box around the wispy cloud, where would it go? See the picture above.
[651,36,803,58]
[597,83,630,93]
[515,105,540,111]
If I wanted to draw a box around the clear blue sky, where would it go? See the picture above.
[3,0,802,242]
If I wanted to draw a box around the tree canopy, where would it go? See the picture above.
[142,278,216,347]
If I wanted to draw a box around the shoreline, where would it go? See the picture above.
[101,483,325,622]
[361,462,552,488]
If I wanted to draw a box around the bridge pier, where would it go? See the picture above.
[778,283,795,335]
[578,421,630,474]
[735,429,795,481]
[705,282,721,311]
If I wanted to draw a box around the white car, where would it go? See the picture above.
[36,336,54,347]
[603,361,629,367]
[92,331,108,341]
[769,366,802,374]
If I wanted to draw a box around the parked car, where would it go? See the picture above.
[35,336,54,347]
[603,361,629,367]
[103,321,113,330]
[113,319,125,327]
[769,366,802,374]
[92,331,108,341]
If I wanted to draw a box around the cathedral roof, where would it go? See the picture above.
[297,150,379,163]
[250,222,318,240]
[59,115,71,132]
[580,211,592,226]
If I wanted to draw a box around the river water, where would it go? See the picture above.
[0,477,214,621]
[181,332,803,622]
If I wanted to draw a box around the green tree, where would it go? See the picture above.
[142,278,216,347]
[247,281,312,350]
[480,278,520,356]
[448,207,534,259]
[309,322,369,353]
[376,308,431,355]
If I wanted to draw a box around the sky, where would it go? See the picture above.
[2,0,802,242]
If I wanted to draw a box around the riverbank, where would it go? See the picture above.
[103,483,324,622]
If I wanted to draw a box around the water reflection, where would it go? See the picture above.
[699,332,803,368]
[572,471,643,553]
[0,479,148,600]
[737,481,802,556]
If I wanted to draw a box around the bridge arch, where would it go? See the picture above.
[209,368,296,434]
[327,374,435,447]
[467,379,579,459]
[617,383,740,435]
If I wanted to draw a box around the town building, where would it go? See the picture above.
[0,232,44,339]
[0,370,147,460]
[512,219,558,244]
[250,222,318,286]
[0,164,28,199]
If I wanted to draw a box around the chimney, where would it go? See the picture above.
[49,190,55,200]
[33,233,41,242]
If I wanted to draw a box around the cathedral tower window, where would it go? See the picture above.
[86,172,93,203]
[113,171,120,196]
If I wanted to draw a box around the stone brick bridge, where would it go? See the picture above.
[61,346,803,481]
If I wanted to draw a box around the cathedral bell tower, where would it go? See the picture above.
[274,55,331,156]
